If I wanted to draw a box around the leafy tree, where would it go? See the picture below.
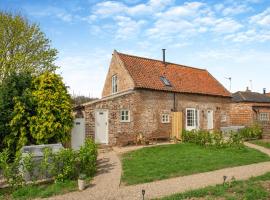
[0,72,32,151]
[0,12,57,82]
[29,72,73,144]
[6,90,35,155]
[72,95,98,106]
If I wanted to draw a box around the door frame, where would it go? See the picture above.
[95,109,109,144]
[71,118,85,150]
[207,110,214,130]
[186,108,198,131]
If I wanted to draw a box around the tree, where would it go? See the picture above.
[0,12,58,82]
[29,72,73,144]
[72,95,98,106]
[0,72,32,151]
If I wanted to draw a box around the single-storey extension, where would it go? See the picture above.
[230,89,270,138]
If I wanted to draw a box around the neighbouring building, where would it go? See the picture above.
[78,50,232,146]
[230,89,270,138]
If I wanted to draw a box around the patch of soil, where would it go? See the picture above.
[260,180,270,192]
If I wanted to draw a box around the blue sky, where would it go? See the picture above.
[1,0,270,97]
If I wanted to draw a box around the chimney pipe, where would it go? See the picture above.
[162,49,166,64]
[263,88,266,94]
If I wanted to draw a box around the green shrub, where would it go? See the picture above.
[0,149,24,188]
[78,139,98,177]
[0,138,98,188]
[229,132,244,147]
[239,124,263,141]
[183,130,243,148]
[22,152,37,183]
[50,148,79,182]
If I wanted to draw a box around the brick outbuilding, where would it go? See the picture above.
[78,50,232,146]
[230,90,270,138]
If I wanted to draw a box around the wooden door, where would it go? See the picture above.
[171,112,183,140]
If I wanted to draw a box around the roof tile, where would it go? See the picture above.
[117,51,231,97]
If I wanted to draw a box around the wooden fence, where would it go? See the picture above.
[171,112,183,140]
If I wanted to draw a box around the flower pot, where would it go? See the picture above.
[78,179,86,191]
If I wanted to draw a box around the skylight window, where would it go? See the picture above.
[160,76,172,87]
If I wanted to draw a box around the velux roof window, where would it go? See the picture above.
[160,76,172,87]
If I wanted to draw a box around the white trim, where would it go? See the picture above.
[259,112,269,121]
[207,110,214,130]
[186,108,199,131]
[161,114,170,123]
[95,109,109,144]
[120,109,130,122]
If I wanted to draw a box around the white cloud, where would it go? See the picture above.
[146,18,195,39]
[221,4,251,16]
[56,51,111,97]
[250,8,270,27]
[92,0,173,17]
[114,16,146,39]
[93,1,126,16]
[212,18,243,33]
[225,29,270,42]
[26,6,73,22]
[157,2,205,19]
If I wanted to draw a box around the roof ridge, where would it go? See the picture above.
[117,51,207,72]
[238,91,247,101]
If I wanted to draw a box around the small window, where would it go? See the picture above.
[120,110,130,122]
[112,75,118,94]
[161,114,170,123]
[259,113,269,121]
[160,76,171,87]
[221,115,227,122]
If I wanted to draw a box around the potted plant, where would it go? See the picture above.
[78,173,87,191]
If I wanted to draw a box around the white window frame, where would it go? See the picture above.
[112,74,118,94]
[186,108,200,131]
[161,114,170,123]
[259,113,269,121]
[120,110,130,122]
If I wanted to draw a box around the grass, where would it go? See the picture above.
[0,180,77,200]
[121,143,270,185]
[250,140,270,149]
[158,172,270,200]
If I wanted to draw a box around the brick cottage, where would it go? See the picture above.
[79,50,232,146]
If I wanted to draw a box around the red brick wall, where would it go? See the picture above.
[84,89,231,145]
[230,103,254,126]
[101,52,135,98]
[229,102,270,137]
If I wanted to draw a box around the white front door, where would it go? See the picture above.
[207,110,214,130]
[186,108,199,131]
[95,110,108,144]
[71,118,85,150]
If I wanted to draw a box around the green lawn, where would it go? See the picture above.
[0,180,77,200]
[250,140,270,149]
[121,143,270,185]
[158,172,270,200]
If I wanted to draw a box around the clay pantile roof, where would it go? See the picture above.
[116,51,231,97]
[232,91,270,103]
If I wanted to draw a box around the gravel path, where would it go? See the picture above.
[244,142,270,156]
[45,151,121,200]
[44,143,270,200]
